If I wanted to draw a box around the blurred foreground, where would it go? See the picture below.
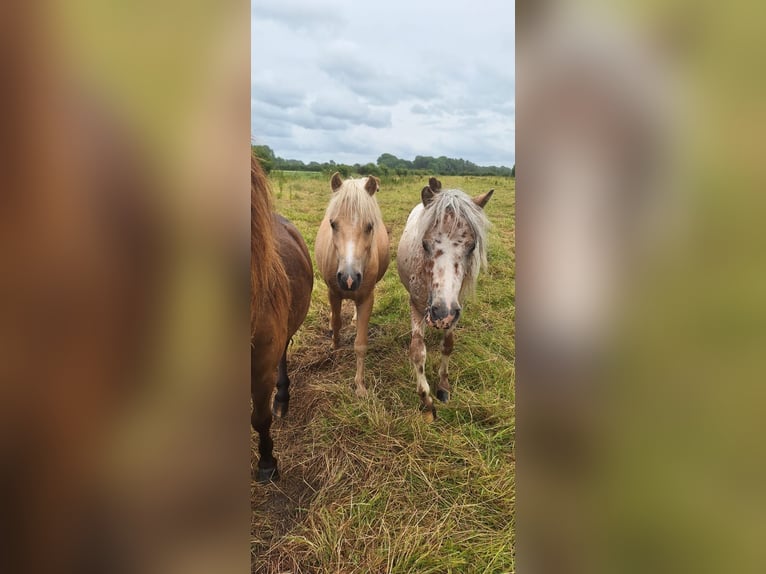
[518,1,766,572]
[0,1,249,572]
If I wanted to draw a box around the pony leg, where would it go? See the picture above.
[272,344,290,418]
[437,329,455,403]
[252,372,279,483]
[353,294,374,398]
[329,292,342,349]
[410,303,436,422]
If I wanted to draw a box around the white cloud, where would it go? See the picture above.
[252,0,515,166]
[309,93,392,128]
[253,0,347,34]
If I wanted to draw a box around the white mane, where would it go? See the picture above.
[414,188,491,299]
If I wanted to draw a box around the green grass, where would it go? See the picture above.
[252,173,515,573]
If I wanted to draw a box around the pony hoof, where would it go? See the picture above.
[256,465,279,483]
[436,389,450,403]
[355,386,368,399]
[272,399,289,418]
[420,404,437,423]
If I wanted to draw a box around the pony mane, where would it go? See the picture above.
[251,155,288,336]
[325,177,384,226]
[415,188,491,299]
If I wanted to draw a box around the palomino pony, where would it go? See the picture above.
[397,177,493,421]
[315,173,390,397]
[251,155,313,482]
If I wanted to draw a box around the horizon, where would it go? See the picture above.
[251,142,514,170]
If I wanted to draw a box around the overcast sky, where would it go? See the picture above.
[252,0,514,167]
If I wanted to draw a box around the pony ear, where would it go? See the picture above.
[472,189,494,209]
[421,185,436,207]
[330,172,343,192]
[428,177,442,191]
[365,176,380,195]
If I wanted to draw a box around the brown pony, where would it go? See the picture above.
[251,155,313,482]
[315,173,390,397]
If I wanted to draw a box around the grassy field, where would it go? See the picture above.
[252,172,515,573]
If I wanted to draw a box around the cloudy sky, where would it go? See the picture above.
[252,0,514,167]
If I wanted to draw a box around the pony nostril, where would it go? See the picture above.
[453,308,461,322]
[355,272,362,284]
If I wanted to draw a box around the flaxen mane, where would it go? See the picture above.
[415,188,491,299]
[325,178,384,228]
[251,155,288,335]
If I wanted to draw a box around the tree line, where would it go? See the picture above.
[252,145,514,178]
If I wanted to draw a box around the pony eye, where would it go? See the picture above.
[422,240,431,254]
[330,220,338,231]
[365,223,373,234]
[467,241,476,254]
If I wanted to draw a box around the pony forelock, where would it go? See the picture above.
[325,177,383,226]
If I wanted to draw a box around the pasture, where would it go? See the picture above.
[252,172,515,573]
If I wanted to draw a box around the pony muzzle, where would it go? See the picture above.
[337,270,362,291]
[426,301,461,329]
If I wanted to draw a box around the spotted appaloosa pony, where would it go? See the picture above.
[251,155,313,482]
[315,173,390,398]
[397,177,493,421]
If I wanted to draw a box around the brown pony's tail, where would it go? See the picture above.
[251,154,288,337]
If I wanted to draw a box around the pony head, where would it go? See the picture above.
[325,172,382,292]
[417,177,493,329]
